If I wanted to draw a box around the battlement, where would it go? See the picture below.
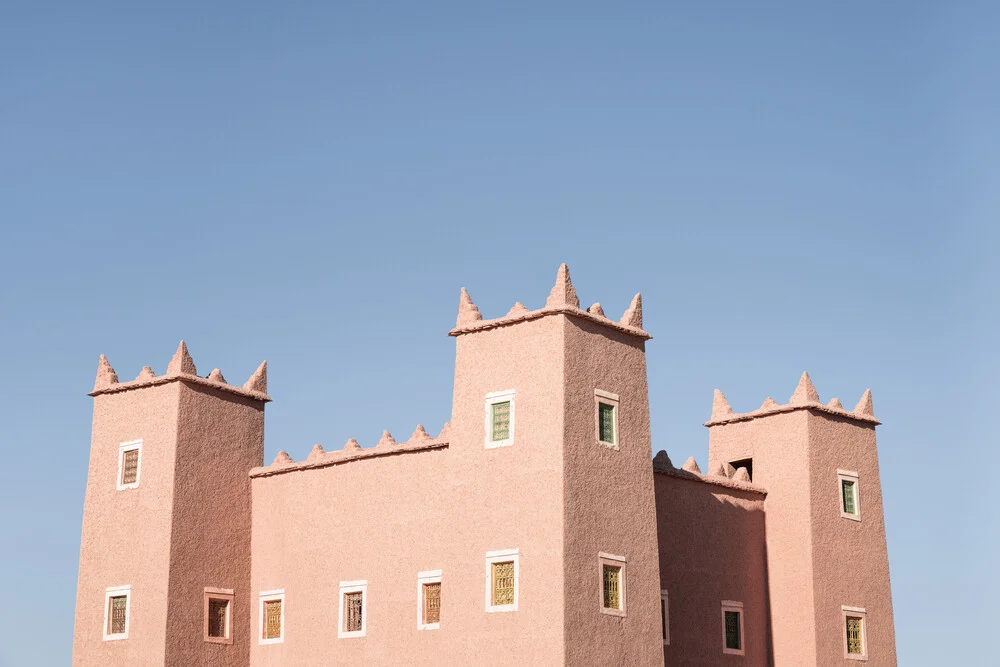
[704,371,878,427]
[449,263,650,340]
[652,450,767,495]
[88,341,270,402]
[250,423,450,478]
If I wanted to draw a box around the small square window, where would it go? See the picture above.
[117,440,142,490]
[204,588,234,644]
[485,549,519,612]
[838,470,861,520]
[417,570,442,630]
[338,581,367,638]
[258,590,284,645]
[598,553,626,617]
[661,590,670,645]
[595,389,620,450]
[721,601,744,655]
[730,457,753,482]
[842,606,868,660]
[484,390,516,448]
[104,586,131,641]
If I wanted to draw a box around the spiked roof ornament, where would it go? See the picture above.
[827,397,844,409]
[505,302,529,317]
[732,467,751,483]
[853,389,874,417]
[272,450,293,465]
[409,424,431,442]
[344,438,362,452]
[376,430,396,447]
[207,368,226,384]
[94,355,119,392]
[711,389,733,420]
[789,371,820,405]
[760,397,779,410]
[653,450,674,468]
[167,341,197,376]
[307,443,325,461]
[456,287,483,326]
[620,293,643,328]
[135,366,156,381]
[681,456,702,474]
[545,263,580,309]
[242,361,267,394]
[587,302,606,317]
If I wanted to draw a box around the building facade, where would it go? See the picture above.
[72,265,897,665]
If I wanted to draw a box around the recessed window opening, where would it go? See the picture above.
[730,458,753,481]
[484,390,516,448]
[721,600,744,655]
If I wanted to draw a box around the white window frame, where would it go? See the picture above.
[721,600,745,656]
[484,389,516,448]
[838,469,861,521]
[595,389,620,450]
[842,605,868,660]
[116,439,143,490]
[103,585,131,641]
[338,580,368,638]
[661,590,670,645]
[258,589,285,645]
[598,552,627,617]
[417,570,442,630]
[485,548,519,612]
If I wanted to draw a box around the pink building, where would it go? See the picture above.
[72,265,896,665]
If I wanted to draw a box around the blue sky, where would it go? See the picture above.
[1,2,996,664]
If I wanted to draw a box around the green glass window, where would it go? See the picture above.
[842,479,857,515]
[598,403,615,444]
[491,401,511,442]
[846,616,863,654]
[724,610,741,650]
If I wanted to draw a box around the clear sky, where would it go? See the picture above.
[1,2,996,664]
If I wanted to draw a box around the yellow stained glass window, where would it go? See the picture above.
[344,592,363,632]
[491,561,515,606]
[602,564,621,609]
[263,599,281,640]
[846,616,863,654]
[108,595,127,634]
[121,449,139,485]
[423,582,441,624]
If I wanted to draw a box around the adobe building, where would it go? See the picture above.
[72,265,897,665]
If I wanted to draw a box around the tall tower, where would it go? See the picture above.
[707,373,897,665]
[72,343,268,666]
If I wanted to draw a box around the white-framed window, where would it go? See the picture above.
[338,580,368,638]
[117,440,142,490]
[204,587,233,644]
[485,549,519,612]
[103,585,131,641]
[661,590,670,645]
[838,469,861,520]
[598,552,626,616]
[484,389,516,448]
[258,589,284,645]
[595,389,619,450]
[721,600,744,656]
[417,570,442,630]
[842,605,868,660]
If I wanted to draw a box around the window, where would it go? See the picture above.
[417,570,442,630]
[204,588,233,644]
[730,457,753,482]
[484,390,516,448]
[485,549,519,612]
[117,440,142,490]
[838,470,861,520]
[595,389,619,449]
[842,606,868,660]
[721,601,744,655]
[598,553,626,616]
[338,581,367,638]
[661,590,670,645]
[103,585,131,641]
[258,590,284,645]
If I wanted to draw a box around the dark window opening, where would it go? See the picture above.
[730,458,753,482]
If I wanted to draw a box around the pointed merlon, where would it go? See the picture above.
[619,293,643,328]
[166,341,197,376]
[456,288,483,326]
[853,389,874,417]
[438,421,451,439]
[711,389,733,420]
[376,430,396,447]
[789,371,820,405]
[653,450,674,468]
[409,424,431,442]
[545,263,581,309]
[711,462,727,477]
[760,397,779,410]
[587,303,606,317]
[272,450,293,465]
[732,467,751,483]
[724,462,736,478]
[344,438,362,452]
[681,456,701,474]
[136,366,156,382]
[505,302,530,317]
[307,443,325,461]
[827,397,844,409]
[207,368,227,384]
[94,354,119,391]
[242,361,267,394]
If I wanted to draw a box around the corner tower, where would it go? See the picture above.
[706,373,896,665]
[72,343,268,666]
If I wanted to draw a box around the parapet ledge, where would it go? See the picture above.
[88,342,270,402]
[448,264,651,340]
[652,450,767,496]
[704,373,879,427]
[250,424,449,479]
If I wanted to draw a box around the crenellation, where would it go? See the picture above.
[619,292,642,328]
[653,450,766,495]
[586,302,605,317]
[93,354,118,391]
[681,456,702,473]
[166,340,197,376]
[135,365,156,381]
[207,368,227,384]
